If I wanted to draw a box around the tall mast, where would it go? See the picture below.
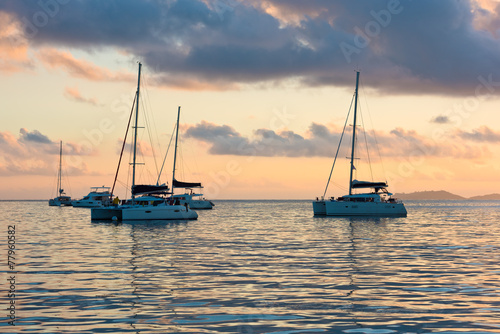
[348,71,360,196]
[131,62,142,203]
[172,106,181,194]
[58,140,62,195]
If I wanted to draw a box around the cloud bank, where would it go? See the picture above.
[0,128,95,176]
[184,120,500,160]
[1,0,500,94]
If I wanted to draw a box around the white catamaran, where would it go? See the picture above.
[91,63,197,221]
[169,107,214,210]
[48,141,72,207]
[313,71,407,217]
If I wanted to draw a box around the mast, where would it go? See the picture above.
[348,71,360,196]
[58,140,62,196]
[131,62,142,203]
[172,106,181,193]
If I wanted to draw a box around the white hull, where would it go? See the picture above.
[49,197,72,207]
[188,201,213,210]
[312,200,326,215]
[323,200,407,217]
[72,200,104,208]
[91,203,198,221]
[172,194,214,210]
[188,200,214,209]
[91,207,123,220]
[122,204,198,220]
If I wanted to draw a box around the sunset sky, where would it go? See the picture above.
[2,0,500,200]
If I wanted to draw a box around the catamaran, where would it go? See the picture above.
[48,141,72,207]
[91,63,197,221]
[169,107,215,210]
[313,71,407,217]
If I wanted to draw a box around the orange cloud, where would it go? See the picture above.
[37,48,134,82]
[64,87,100,106]
[150,73,240,91]
[0,12,33,73]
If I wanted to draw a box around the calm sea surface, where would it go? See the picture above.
[1,200,500,333]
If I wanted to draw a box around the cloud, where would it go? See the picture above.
[0,12,34,73]
[37,48,134,82]
[184,120,499,161]
[2,0,500,94]
[457,126,500,142]
[0,129,96,176]
[430,115,451,124]
[19,128,53,144]
[122,138,157,157]
[64,87,100,106]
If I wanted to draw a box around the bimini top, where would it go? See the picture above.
[351,180,388,189]
[173,179,202,188]
[132,184,170,195]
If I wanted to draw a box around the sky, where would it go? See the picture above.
[2,0,500,200]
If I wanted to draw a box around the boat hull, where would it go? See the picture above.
[324,201,407,217]
[312,200,327,215]
[49,197,73,207]
[172,194,214,210]
[186,200,214,210]
[122,204,198,220]
[91,207,123,220]
[72,200,104,208]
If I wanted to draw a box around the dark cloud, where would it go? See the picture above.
[185,121,341,157]
[184,120,497,160]
[431,115,451,124]
[457,126,500,142]
[2,0,500,94]
[19,128,53,144]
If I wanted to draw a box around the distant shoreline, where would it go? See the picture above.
[394,190,500,201]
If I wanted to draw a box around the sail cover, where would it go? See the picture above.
[132,184,170,195]
[173,179,202,188]
[351,180,388,189]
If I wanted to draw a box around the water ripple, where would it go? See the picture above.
[1,200,499,333]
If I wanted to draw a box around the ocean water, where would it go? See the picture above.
[1,200,500,333]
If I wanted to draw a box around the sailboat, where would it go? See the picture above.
[169,107,214,210]
[48,141,72,207]
[91,63,197,221]
[313,71,407,217]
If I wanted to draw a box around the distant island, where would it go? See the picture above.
[394,190,500,200]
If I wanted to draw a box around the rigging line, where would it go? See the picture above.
[323,93,355,197]
[111,93,136,197]
[140,95,160,178]
[359,105,374,181]
[62,165,73,197]
[141,69,164,174]
[360,77,387,182]
[157,122,177,185]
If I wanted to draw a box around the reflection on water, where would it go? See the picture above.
[1,200,500,333]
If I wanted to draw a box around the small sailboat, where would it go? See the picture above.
[313,71,407,217]
[91,62,197,221]
[48,141,72,207]
[169,107,214,210]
